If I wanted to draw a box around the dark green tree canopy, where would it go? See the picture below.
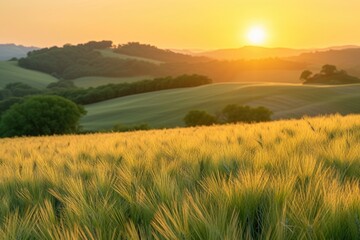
[0,95,86,137]
[183,110,218,127]
[221,104,272,123]
[320,64,337,76]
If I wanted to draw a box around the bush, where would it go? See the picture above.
[112,123,150,132]
[183,110,217,127]
[184,105,272,127]
[221,104,272,123]
[0,95,86,137]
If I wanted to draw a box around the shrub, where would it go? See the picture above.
[0,95,86,137]
[183,110,217,127]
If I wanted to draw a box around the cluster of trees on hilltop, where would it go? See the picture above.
[114,42,210,63]
[184,104,273,127]
[18,41,158,79]
[300,64,360,84]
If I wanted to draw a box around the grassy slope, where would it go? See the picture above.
[96,49,163,64]
[73,75,152,88]
[82,82,360,130]
[0,61,57,89]
[0,115,359,238]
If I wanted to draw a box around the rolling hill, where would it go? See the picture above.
[73,75,152,88]
[199,46,307,60]
[198,45,360,61]
[288,48,360,70]
[0,44,38,61]
[0,61,57,89]
[81,82,360,130]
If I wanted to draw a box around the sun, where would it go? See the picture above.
[246,26,266,45]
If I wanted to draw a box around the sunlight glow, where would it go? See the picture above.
[246,26,266,45]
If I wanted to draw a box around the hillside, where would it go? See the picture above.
[16,41,308,84]
[0,115,359,239]
[81,82,360,130]
[0,61,57,89]
[0,44,38,61]
[73,75,152,88]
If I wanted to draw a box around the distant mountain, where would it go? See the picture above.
[0,44,38,61]
[198,45,360,61]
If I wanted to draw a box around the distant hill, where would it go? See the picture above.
[0,44,38,61]
[198,46,307,60]
[198,45,360,61]
[288,48,360,69]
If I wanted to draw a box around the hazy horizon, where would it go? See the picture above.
[2,0,360,50]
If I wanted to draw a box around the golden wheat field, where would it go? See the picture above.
[0,114,359,239]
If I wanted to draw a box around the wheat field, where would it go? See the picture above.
[0,114,359,239]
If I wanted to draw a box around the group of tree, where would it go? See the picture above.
[183,104,273,127]
[16,40,307,83]
[18,41,158,80]
[300,64,360,84]
[0,82,41,100]
[0,95,86,137]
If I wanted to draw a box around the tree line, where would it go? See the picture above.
[183,104,273,127]
[18,41,158,80]
[52,74,212,104]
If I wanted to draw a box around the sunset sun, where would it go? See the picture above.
[246,26,266,45]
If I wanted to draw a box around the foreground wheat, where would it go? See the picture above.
[0,114,359,239]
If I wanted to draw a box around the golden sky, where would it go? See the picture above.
[1,0,360,50]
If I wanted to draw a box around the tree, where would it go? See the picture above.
[299,70,313,81]
[221,104,272,123]
[0,95,86,137]
[321,64,337,76]
[183,110,217,127]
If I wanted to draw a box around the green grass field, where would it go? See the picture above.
[73,75,152,88]
[0,61,57,89]
[96,49,163,64]
[81,82,360,130]
[0,115,359,239]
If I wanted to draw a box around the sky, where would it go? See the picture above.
[1,0,360,50]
